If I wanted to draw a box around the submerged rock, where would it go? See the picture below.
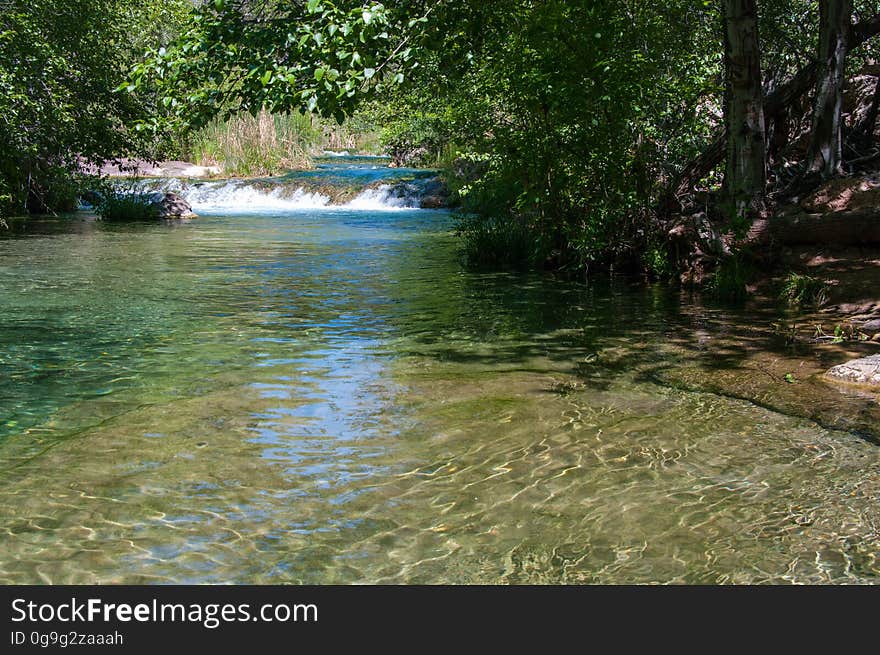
[826,355,880,386]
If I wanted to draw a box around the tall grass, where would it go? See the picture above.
[457,213,545,270]
[707,255,753,301]
[187,111,316,177]
[779,273,829,307]
[184,109,382,177]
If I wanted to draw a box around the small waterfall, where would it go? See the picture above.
[344,184,423,210]
[104,155,446,214]
[182,181,332,213]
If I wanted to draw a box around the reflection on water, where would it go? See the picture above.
[1,197,879,584]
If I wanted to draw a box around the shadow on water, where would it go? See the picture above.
[378,254,880,441]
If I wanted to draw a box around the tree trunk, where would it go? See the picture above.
[723,0,766,221]
[851,75,880,150]
[668,13,880,203]
[806,0,852,178]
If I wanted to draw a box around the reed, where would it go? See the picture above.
[185,110,382,177]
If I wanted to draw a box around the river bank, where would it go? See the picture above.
[81,158,223,179]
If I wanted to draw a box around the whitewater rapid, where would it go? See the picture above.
[106,154,445,215]
[110,179,429,214]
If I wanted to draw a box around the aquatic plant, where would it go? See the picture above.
[456,213,545,270]
[780,273,829,307]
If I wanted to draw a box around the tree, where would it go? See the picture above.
[722,0,766,223]
[134,1,723,267]
[669,11,880,201]
[129,0,880,274]
[0,0,188,216]
[806,0,853,179]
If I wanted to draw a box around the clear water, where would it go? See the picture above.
[1,166,879,584]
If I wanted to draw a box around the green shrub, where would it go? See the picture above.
[456,213,545,270]
[643,242,675,280]
[0,179,12,223]
[95,192,160,221]
[380,111,452,167]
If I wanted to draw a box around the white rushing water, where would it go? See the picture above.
[343,185,422,210]
[176,181,424,214]
[182,181,332,213]
[109,153,440,214]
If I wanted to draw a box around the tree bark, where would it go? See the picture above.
[723,0,766,220]
[806,0,852,179]
[851,76,880,150]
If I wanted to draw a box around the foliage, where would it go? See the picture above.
[0,0,189,216]
[95,192,161,222]
[379,110,454,166]
[429,1,723,271]
[708,255,753,301]
[126,0,880,275]
[456,213,546,270]
[642,241,676,281]
[127,1,428,130]
[780,272,830,307]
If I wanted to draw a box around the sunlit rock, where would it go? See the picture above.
[826,354,880,386]
[156,192,196,219]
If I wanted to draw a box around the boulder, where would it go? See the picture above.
[861,318,880,334]
[419,195,446,209]
[826,354,880,386]
[157,192,196,219]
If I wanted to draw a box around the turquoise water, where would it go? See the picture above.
[1,162,879,584]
